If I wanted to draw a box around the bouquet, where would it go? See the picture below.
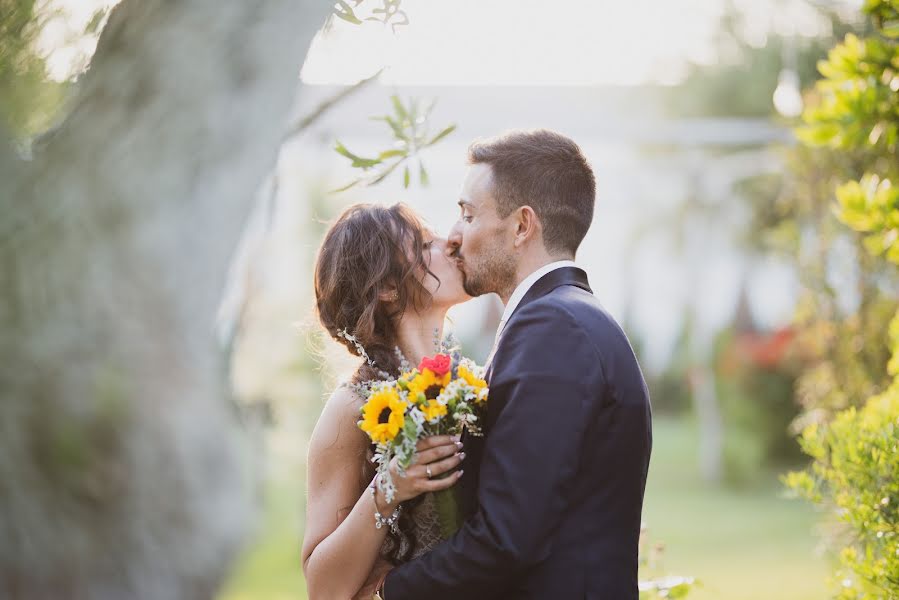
[344,332,489,539]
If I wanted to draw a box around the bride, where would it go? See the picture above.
[301,203,470,599]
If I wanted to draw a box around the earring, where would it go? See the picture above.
[390,291,399,301]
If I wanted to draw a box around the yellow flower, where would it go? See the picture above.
[359,385,408,445]
[421,399,448,423]
[458,363,488,403]
[406,368,451,403]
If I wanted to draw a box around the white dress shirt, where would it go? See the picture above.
[486,260,577,366]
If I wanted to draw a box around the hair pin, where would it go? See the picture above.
[337,328,376,367]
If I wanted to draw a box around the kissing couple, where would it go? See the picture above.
[302,129,653,599]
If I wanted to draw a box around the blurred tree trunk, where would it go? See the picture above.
[690,360,724,482]
[0,0,330,597]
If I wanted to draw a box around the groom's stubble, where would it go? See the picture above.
[457,236,517,300]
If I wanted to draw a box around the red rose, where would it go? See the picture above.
[418,353,451,376]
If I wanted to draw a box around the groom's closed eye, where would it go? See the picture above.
[458,200,474,222]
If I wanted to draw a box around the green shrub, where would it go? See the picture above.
[783,1,899,597]
[784,388,899,598]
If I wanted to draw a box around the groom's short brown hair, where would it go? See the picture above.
[467,129,595,256]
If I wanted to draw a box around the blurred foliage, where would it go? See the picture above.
[836,176,899,263]
[0,0,68,136]
[784,392,899,599]
[783,1,899,598]
[715,329,805,478]
[666,4,863,118]
[330,0,409,32]
[740,147,896,428]
[661,0,881,483]
[332,94,455,192]
[642,321,693,416]
[646,369,693,416]
[798,36,899,156]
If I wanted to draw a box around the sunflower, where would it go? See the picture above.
[420,399,448,423]
[359,385,408,444]
[406,368,451,403]
[458,363,488,404]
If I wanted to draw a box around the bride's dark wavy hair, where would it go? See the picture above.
[314,202,439,564]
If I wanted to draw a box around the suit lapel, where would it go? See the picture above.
[460,268,593,518]
[514,266,592,318]
[485,267,592,379]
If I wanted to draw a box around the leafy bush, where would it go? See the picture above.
[784,389,899,599]
[785,1,899,597]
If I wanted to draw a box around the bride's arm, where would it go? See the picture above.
[302,386,464,599]
[352,557,394,600]
[301,387,392,600]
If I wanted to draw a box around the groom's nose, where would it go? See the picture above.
[447,222,462,257]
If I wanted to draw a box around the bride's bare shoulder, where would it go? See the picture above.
[308,382,367,455]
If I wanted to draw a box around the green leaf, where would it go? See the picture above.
[333,1,363,24]
[796,123,841,147]
[667,583,693,599]
[863,231,888,255]
[369,160,403,186]
[817,57,840,80]
[419,162,429,186]
[403,165,410,188]
[423,98,438,119]
[862,0,881,13]
[330,179,361,194]
[333,140,358,160]
[391,95,409,124]
[378,148,407,160]
[372,115,409,141]
[782,470,818,499]
[409,97,421,125]
[334,141,381,169]
[426,124,457,147]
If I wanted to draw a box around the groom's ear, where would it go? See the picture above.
[512,205,540,248]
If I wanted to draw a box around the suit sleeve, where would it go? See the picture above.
[383,302,603,599]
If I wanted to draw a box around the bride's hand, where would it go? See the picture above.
[387,435,465,505]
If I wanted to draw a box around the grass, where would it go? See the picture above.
[219,416,830,600]
[641,417,829,600]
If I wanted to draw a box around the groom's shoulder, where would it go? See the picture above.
[510,285,626,347]
[527,283,612,324]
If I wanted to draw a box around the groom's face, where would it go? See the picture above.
[448,163,517,298]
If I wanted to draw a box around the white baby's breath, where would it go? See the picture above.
[355,334,488,504]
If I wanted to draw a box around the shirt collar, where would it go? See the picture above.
[496,260,577,336]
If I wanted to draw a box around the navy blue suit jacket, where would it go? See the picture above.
[383,267,653,599]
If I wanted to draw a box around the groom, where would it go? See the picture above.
[379,129,652,599]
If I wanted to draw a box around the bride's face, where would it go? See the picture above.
[420,228,470,309]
